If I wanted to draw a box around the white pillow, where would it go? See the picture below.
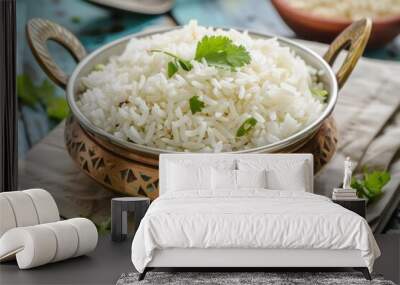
[167,163,211,191]
[238,158,310,192]
[212,168,237,190]
[266,163,307,191]
[236,170,267,189]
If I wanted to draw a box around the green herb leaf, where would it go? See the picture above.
[189,96,205,114]
[311,88,328,102]
[351,169,391,202]
[16,74,39,107]
[168,61,178,78]
[151,49,193,76]
[36,79,56,104]
[178,59,193,71]
[17,74,69,121]
[93,64,105,72]
[96,217,111,236]
[46,96,70,120]
[79,215,111,236]
[34,79,69,121]
[236,117,257,137]
[351,178,372,200]
[70,16,81,24]
[364,170,390,195]
[195,36,251,69]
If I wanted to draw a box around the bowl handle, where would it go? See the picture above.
[26,18,87,89]
[323,18,371,90]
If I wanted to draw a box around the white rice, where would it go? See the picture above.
[77,21,327,152]
[286,0,400,20]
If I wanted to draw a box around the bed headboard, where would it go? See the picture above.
[159,154,314,195]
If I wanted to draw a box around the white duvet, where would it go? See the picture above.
[131,190,380,272]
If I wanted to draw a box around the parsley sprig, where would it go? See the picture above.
[17,74,69,121]
[151,35,251,78]
[351,168,391,202]
[311,88,328,103]
[96,217,112,236]
[236,117,257,137]
[151,49,193,78]
[189,96,205,114]
[195,36,251,70]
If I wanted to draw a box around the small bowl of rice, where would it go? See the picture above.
[272,0,400,48]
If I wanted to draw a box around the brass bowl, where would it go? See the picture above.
[27,18,369,198]
[64,115,337,199]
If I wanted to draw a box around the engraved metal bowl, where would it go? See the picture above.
[26,18,371,198]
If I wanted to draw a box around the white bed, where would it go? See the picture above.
[131,154,380,280]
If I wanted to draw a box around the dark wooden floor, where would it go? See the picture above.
[1,234,398,285]
[0,235,133,285]
[374,234,400,284]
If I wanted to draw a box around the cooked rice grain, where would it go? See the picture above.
[77,21,327,152]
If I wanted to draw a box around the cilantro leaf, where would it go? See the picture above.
[195,36,251,69]
[351,169,391,202]
[46,96,70,120]
[178,59,192,71]
[195,36,232,66]
[151,49,193,77]
[189,96,205,114]
[351,178,372,199]
[16,74,69,121]
[168,61,178,78]
[80,215,111,236]
[17,74,39,107]
[93,64,105,72]
[96,217,111,236]
[236,117,257,137]
[70,16,81,24]
[364,170,390,195]
[151,36,250,75]
[36,79,55,104]
[311,88,329,102]
[225,43,252,67]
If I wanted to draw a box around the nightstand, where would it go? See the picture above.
[332,199,366,218]
[111,197,150,242]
